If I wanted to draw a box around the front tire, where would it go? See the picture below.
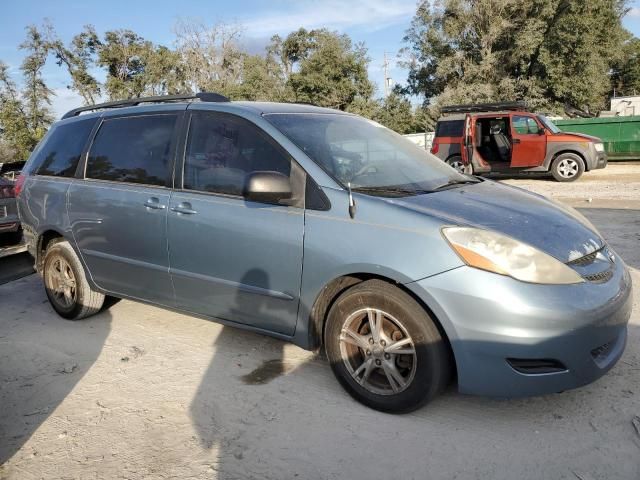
[324,280,451,413]
[551,153,584,182]
[43,240,105,320]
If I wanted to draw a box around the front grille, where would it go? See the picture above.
[507,358,568,375]
[0,205,6,218]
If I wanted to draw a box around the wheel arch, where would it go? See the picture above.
[35,228,68,273]
[307,273,458,378]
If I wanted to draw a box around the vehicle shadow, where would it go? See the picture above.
[187,261,638,478]
[189,268,320,476]
[0,275,111,465]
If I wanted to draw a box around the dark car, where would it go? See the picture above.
[0,178,19,234]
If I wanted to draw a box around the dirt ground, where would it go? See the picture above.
[1,164,639,480]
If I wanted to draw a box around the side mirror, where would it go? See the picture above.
[538,128,545,135]
[244,171,292,204]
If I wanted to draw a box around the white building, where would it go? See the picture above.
[610,95,640,116]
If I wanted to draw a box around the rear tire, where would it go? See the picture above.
[43,240,105,320]
[324,280,451,413]
[551,153,584,182]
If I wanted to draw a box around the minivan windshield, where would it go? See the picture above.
[266,113,473,196]
[537,115,562,134]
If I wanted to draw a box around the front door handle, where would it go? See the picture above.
[512,138,521,144]
[144,197,166,210]
[170,202,197,215]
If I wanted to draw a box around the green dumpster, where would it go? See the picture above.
[552,116,640,161]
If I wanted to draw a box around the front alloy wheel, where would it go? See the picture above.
[340,308,417,395]
[325,280,452,413]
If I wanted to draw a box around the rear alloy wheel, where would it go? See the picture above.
[551,153,584,182]
[325,280,451,413]
[446,156,465,174]
[43,240,105,320]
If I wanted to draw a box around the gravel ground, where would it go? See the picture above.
[0,164,639,480]
[500,163,640,209]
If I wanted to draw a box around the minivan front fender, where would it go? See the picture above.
[292,187,464,350]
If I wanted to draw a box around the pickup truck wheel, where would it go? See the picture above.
[446,156,465,174]
[324,280,451,413]
[43,240,105,320]
[551,154,584,182]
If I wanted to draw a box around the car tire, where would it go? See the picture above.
[551,153,584,182]
[43,239,105,320]
[446,156,466,174]
[324,279,452,413]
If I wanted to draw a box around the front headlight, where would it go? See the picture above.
[442,227,584,284]
[594,143,605,153]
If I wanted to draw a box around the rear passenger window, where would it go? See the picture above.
[435,120,464,137]
[86,115,177,186]
[34,119,95,177]
[183,112,292,196]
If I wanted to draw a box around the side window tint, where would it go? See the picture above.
[34,119,96,177]
[436,120,464,137]
[184,112,292,196]
[513,116,539,135]
[86,115,177,186]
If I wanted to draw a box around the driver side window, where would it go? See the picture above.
[183,112,292,196]
[513,116,540,135]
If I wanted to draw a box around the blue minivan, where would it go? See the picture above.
[16,93,632,412]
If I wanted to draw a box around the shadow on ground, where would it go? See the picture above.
[0,276,111,464]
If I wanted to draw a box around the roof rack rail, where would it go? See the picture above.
[61,92,230,119]
[441,101,528,115]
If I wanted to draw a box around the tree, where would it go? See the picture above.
[225,53,288,101]
[47,24,102,104]
[173,19,245,94]
[400,0,632,116]
[270,28,374,110]
[0,24,54,162]
[610,36,640,97]
[19,25,53,140]
[97,29,188,99]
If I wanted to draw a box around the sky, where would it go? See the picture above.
[1,0,640,119]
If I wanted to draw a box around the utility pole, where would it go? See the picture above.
[383,52,392,97]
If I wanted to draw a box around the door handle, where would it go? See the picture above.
[170,203,197,215]
[512,138,521,144]
[144,198,166,210]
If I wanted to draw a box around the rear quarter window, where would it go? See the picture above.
[435,120,464,138]
[32,119,97,177]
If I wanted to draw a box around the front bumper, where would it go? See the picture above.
[593,152,607,170]
[406,256,632,397]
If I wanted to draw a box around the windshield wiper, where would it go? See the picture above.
[352,186,429,197]
[430,178,481,192]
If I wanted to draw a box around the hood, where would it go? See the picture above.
[558,131,602,143]
[387,180,603,263]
